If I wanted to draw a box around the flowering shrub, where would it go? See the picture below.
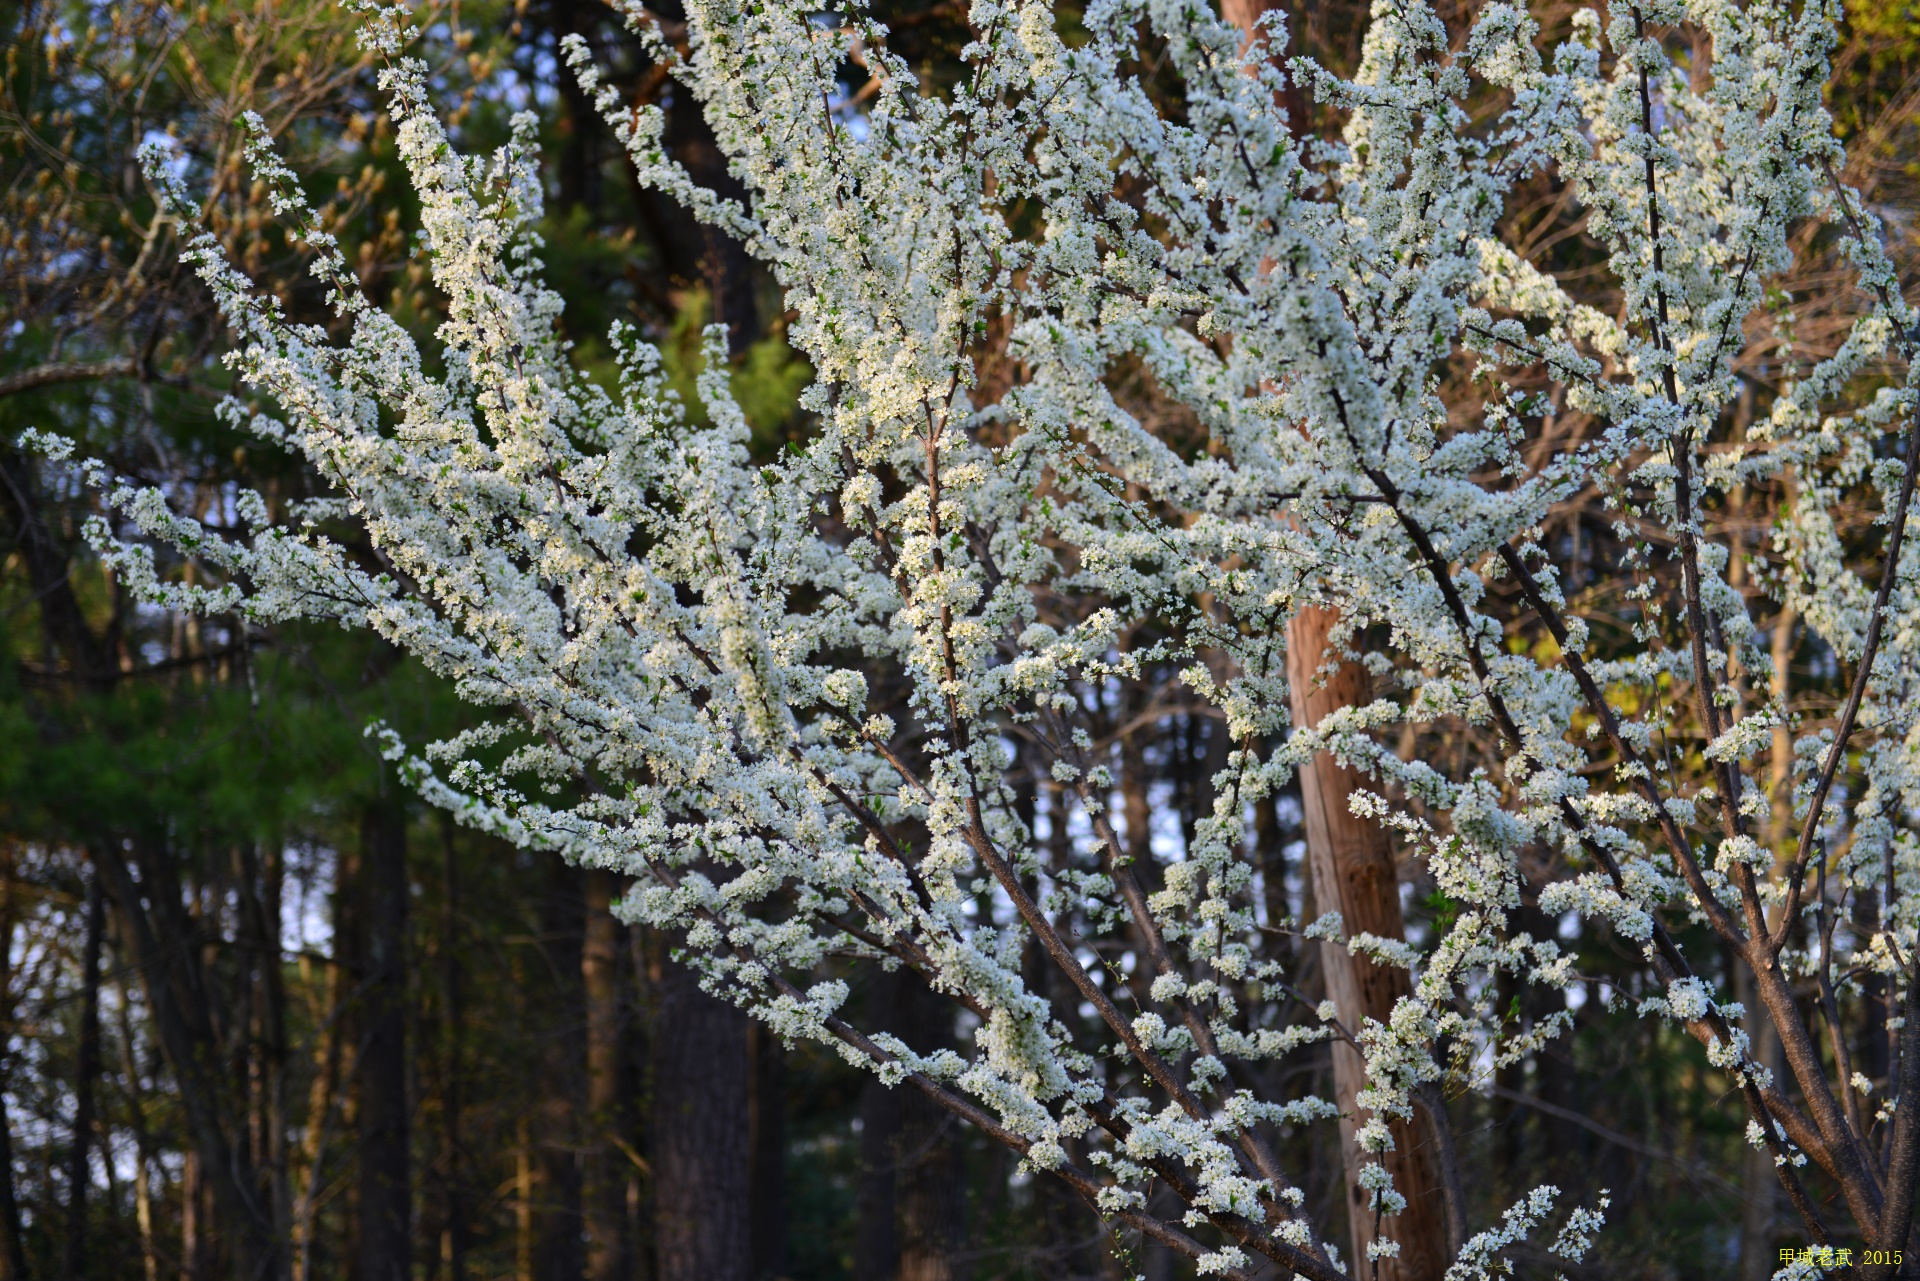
[52,0,1920,1271]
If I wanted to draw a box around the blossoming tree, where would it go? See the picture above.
[53,0,1920,1272]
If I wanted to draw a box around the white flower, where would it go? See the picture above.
[95,0,1914,1261]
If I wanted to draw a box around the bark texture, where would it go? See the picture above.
[853,969,972,1281]
[97,838,284,1280]
[533,862,585,1281]
[653,952,750,1281]
[895,976,970,1281]
[854,989,901,1281]
[748,1022,787,1281]
[584,870,628,1281]
[439,816,470,1281]
[0,859,30,1281]
[64,868,106,1278]
[357,801,413,1281]
[1287,604,1447,1281]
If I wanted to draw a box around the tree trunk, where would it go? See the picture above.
[1121,705,1188,1281]
[1286,604,1448,1280]
[96,839,283,1280]
[357,800,412,1281]
[1741,601,1798,1279]
[653,949,750,1281]
[1211,0,1418,1253]
[748,1023,786,1281]
[627,929,655,1281]
[440,815,469,1281]
[896,976,969,1281]
[116,977,162,1281]
[259,843,293,1261]
[584,869,628,1281]
[63,864,105,1278]
[516,1113,536,1281]
[0,853,30,1281]
[1737,964,1782,1280]
[535,862,585,1281]
[183,1149,203,1281]
[854,971,901,1281]
[0,1084,22,1281]
[234,841,291,1265]
[293,948,344,1281]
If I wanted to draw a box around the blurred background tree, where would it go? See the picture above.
[3,1,1919,1279]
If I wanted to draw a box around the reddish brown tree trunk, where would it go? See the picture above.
[1287,605,1448,1280]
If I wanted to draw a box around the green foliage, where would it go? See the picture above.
[651,288,815,457]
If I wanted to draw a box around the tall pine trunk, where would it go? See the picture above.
[357,800,412,1281]
[584,870,628,1281]
[97,838,283,1279]
[851,968,971,1281]
[439,816,469,1281]
[854,970,901,1281]
[748,1024,786,1281]
[1211,0,1451,1263]
[653,949,749,1281]
[115,977,162,1281]
[0,852,29,1281]
[535,862,586,1281]
[257,842,293,1262]
[183,1149,204,1281]
[1741,600,1799,1279]
[64,864,106,1278]
[1287,605,1448,1279]
[293,947,344,1281]
[895,977,969,1281]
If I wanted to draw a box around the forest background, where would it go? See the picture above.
[3,1,1920,1279]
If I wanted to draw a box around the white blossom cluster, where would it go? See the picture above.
[1442,1184,1608,1281]
[55,0,1920,1271]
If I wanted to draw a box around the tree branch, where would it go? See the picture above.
[0,358,139,399]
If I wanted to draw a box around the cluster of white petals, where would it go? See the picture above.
[54,0,1920,1271]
